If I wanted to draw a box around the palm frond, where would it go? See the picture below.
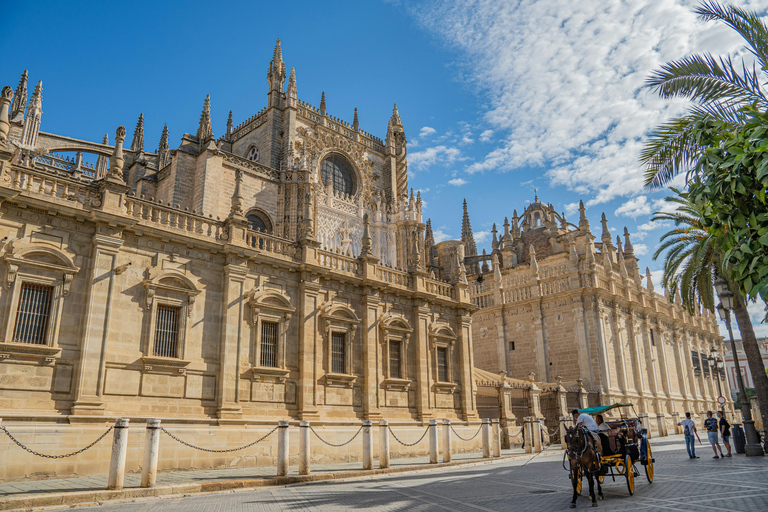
[641,114,708,189]
[696,1,768,73]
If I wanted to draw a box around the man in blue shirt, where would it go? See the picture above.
[704,411,724,459]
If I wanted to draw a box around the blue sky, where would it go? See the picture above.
[3,0,767,336]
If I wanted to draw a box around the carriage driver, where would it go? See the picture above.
[571,409,603,456]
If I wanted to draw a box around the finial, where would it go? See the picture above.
[353,107,359,131]
[230,168,244,216]
[360,213,373,257]
[287,67,297,99]
[534,188,538,202]
[320,91,326,116]
[108,126,126,180]
[10,70,28,121]
[461,198,477,257]
[95,133,109,178]
[0,86,13,142]
[131,113,144,153]
[157,125,170,168]
[102,133,109,145]
[578,199,589,231]
[20,80,43,148]
[623,227,634,255]
[601,212,611,245]
[273,38,282,63]
[646,267,654,292]
[391,103,402,126]
[226,110,233,137]
[196,94,213,143]
[529,244,538,273]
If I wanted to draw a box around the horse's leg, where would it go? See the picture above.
[597,475,604,500]
[570,468,578,508]
[588,472,597,507]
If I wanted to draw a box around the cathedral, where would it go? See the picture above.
[0,40,479,427]
[455,197,730,417]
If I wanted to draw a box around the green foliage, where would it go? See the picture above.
[734,387,757,409]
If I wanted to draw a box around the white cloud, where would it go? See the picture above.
[420,126,437,138]
[409,0,761,205]
[717,297,768,338]
[448,178,468,186]
[409,145,463,171]
[615,196,652,218]
[433,227,452,243]
[480,129,493,142]
[633,243,648,256]
[564,202,580,217]
[475,230,490,245]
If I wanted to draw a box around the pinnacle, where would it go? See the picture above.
[196,95,213,141]
[131,113,144,152]
[273,38,282,63]
[10,69,28,119]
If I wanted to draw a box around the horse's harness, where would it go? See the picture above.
[565,426,600,474]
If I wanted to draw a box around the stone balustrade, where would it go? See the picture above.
[124,195,225,241]
[318,250,360,275]
[3,163,102,209]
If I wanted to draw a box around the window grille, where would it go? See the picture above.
[260,321,279,367]
[154,305,181,358]
[321,155,355,196]
[331,332,346,374]
[13,282,54,344]
[389,340,402,379]
[437,347,448,382]
[701,351,710,376]
[691,351,701,372]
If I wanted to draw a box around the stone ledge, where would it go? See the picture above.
[0,453,532,511]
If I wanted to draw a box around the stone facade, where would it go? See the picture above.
[452,196,731,417]
[0,41,479,431]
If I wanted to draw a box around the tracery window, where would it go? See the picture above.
[246,211,272,234]
[321,154,355,196]
[246,146,259,162]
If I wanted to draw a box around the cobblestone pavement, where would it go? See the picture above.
[70,435,768,511]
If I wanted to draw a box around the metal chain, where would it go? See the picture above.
[0,424,114,459]
[502,426,525,440]
[450,424,483,442]
[546,426,561,436]
[160,426,277,453]
[310,426,363,447]
[387,425,430,447]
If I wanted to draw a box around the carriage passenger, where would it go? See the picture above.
[595,414,611,431]
[571,409,603,456]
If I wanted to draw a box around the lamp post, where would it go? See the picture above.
[715,277,764,457]
[708,349,723,402]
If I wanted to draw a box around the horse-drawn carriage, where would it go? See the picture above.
[565,403,654,507]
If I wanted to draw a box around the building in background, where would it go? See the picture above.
[722,337,768,399]
[436,197,730,419]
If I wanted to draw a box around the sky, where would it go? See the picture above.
[2,0,767,337]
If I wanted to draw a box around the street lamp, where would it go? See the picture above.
[715,276,764,457]
[709,349,723,401]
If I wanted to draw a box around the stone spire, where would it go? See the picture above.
[196,95,214,145]
[481,249,490,273]
[646,267,654,292]
[157,125,170,168]
[10,70,27,122]
[267,38,286,107]
[353,108,359,131]
[600,212,612,247]
[461,199,477,257]
[512,209,520,238]
[491,223,499,252]
[578,200,590,231]
[95,133,109,178]
[623,227,634,258]
[20,80,43,148]
[320,92,326,116]
[425,218,436,268]
[391,103,402,127]
[225,110,233,140]
[108,126,126,181]
[0,86,12,142]
[286,67,297,101]
[131,113,144,153]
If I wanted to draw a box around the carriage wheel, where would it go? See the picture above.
[625,454,635,495]
[645,445,654,483]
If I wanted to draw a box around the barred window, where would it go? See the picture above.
[154,305,181,358]
[437,347,449,382]
[331,332,346,374]
[260,321,279,367]
[321,154,355,196]
[389,340,402,379]
[13,282,54,344]
[691,350,701,373]
[701,351,710,376]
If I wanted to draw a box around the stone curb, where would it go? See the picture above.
[0,452,537,511]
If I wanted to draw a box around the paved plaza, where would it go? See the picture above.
[56,435,768,512]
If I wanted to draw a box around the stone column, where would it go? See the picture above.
[277,420,289,476]
[656,414,667,437]
[610,307,630,400]
[533,418,543,453]
[299,421,310,475]
[457,312,479,421]
[216,260,248,419]
[492,419,501,457]
[524,417,533,454]
[107,418,130,490]
[671,328,691,411]
[297,272,320,419]
[429,419,438,463]
[71,234,124,415]
[442,419,452,463]
[379,420,390,469]
[362,420,374,470]
[414,304,433,421]
[362,288,382,419]
[141,419,161,488]
[499,384,514,449]
[482,418,491,458]
[672,412,682,434]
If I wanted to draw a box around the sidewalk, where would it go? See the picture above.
[0,447,534,511]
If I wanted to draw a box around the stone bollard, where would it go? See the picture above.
[107,418,130,490]
[524,417,533,454]
[429,419,438,464]
[141,419,161,488]
[443,419,452,463]
[639,413,651,439]
[533,418,543,453]
[277,421,289,477]
[656,414,666,437]
[482,418,491,458]
[362,420,373,470]
[560,416,569,450]
[379,420,390,469]
[492,419,501,457]
[299,421,310,475]
[672,412,681,435]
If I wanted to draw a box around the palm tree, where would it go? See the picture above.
[653,188,768,441]
[641,1,768,189]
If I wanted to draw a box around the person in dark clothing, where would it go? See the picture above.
[718,411,732,457]
[704,411,724,458]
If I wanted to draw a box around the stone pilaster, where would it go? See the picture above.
[216,258,248,419]
[413,302,432,421]
[457,311,479,421]
[362,286,381,419]
[297,271,320,419]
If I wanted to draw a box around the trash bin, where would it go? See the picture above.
[732,423,746,454]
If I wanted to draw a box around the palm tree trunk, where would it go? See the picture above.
[732,292,768,433]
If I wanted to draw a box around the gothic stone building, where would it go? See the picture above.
[453,197,730,418]
[0,41,479,429]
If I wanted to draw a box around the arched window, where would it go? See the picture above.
[246,211,272,233]
[321,154,355,196]
[246,146,259,162]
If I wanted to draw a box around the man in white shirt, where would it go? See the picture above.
[571,409,602,455]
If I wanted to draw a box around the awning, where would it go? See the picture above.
[576,403,633,414]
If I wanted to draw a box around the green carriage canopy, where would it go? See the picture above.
[576,403,633,415]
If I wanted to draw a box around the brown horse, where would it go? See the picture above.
[565,426,604,507]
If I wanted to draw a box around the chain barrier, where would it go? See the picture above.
[501,426,525,440]
[310,425,363,448]
[160,426,277,453]
[450,424,483,442]
[0,424,114,459]
[387,425,430,447]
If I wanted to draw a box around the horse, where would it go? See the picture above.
[564,425,604,507]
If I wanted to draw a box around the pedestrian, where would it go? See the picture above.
[718,411,732,457]
[704,411,724,459]
[678,412,699,459]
